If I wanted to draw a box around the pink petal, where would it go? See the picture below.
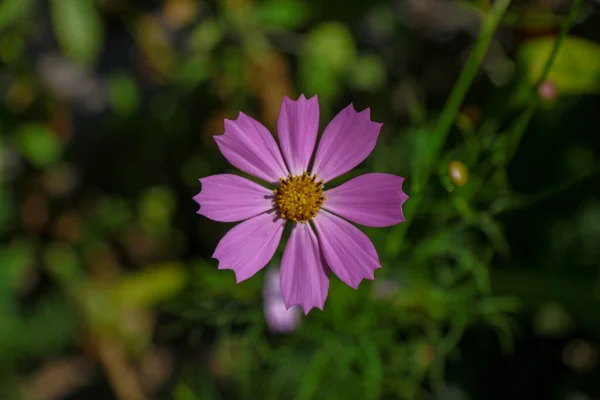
[213,211,286,283]
[214,112,289,184]
[265,300,302,333]
[311,105,382,182]
[323,173,408,227]
[280,222,329,314]
[194,174,274,223]
[313,210,382,289]
[277,95,320,176]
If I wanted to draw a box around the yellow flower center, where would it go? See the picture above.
[274,172,326,223]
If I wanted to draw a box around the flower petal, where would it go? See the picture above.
[280,222,329,314]
[311,105,382,182]
[194,174,274,223]
[213,211,286,283]
[277,95,320,176]
[323,173,408,227]
[214,112,289,184]
[313,210,382,289]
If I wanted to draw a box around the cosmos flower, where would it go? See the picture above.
[263,268,301,333]
[194,95,408,314]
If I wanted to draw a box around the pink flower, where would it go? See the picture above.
[263,268,301,333]
[194,95,408,314]
[538,80,557,101]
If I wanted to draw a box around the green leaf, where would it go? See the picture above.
[300,22,356,104]
[16,124,62,168]
[359,338,383,400]
[0,0,33,31]
[304,22,355,71]
[410,127,436,193]
[256,0,310,30]
[295,347,332,400]
[518,36,600,95]
[349,54,386,92]
[173,57,212,88]
[0,240,34,298]
[0,34,26,65]
[0,295,76,363]
[477,296,520,315]
[138,186,177,232]
[92,197,133,233]
[50,0,103,66]
[115,263,186,307]
[44,244,83,288]
[188,19,224,53]
[108,72,139,117]
[476,213,510,256]
[485,313,517,353]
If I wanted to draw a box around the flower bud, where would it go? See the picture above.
[263,268,301,334]
[538,80,557,101]
[448,160,468,187]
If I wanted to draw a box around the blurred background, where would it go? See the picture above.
[1,0,600,399]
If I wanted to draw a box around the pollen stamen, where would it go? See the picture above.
[275,171,325,222]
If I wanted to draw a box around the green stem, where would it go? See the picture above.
[402,0,512,234]
[425,0,512,185]
[535,1,582,87]
[504,0,582,163]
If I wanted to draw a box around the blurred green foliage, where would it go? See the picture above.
[50,0,103,66]
[0,0,600,399]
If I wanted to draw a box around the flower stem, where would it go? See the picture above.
[504,0,583,164]
[425,0,511,179]
[536,0,583,88]
[402,0,512,232]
